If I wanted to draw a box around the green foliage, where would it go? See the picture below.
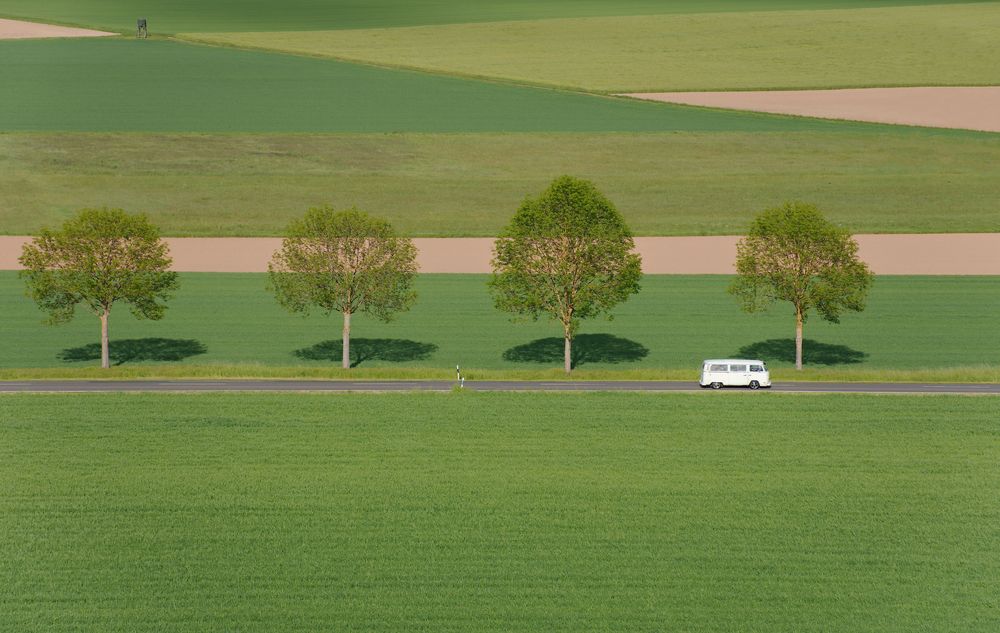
[269,207,417,320]
[729,202,874,324]
[730,202,874,369]
[490,176,642,340]
[2,392,998,631]
[18,208,177,323]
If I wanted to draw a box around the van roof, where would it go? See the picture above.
[702,359,766,364]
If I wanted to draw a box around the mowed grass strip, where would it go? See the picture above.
[3,131,998,236]
[0,0,982,33]
[2,392,998,632]
[182,3,1000,92]
[3,273,998,371]
[0,39,853,133]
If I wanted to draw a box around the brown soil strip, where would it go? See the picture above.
[622,87,1000,133]
[3,235,999,274]
[0,18,116,40]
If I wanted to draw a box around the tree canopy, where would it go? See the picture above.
[490,175,642,373]
[268,207,418,369]
[729,201,873,370]
[19,208,178,369]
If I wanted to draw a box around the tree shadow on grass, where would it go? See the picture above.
[294,338,438,368]
[503,333,649,369]
[736,339,867,366]
[58,338,207,365]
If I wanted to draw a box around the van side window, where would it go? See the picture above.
[709,364,727,372]
[730,364,747,372]
[750,365,763,372]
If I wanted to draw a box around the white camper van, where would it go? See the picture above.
[700,359,771,390]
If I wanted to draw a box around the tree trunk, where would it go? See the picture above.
[100,307,110,369]
[795,307,804,371]
[342,310,352,369]
[564,329,572,374]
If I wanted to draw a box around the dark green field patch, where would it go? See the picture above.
[2,392,998,631]
[3,273,998,371]
[0,39,896,133]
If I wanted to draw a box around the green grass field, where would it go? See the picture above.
[2,2,998,629]
[2,392,998,631]
[3,272,998,372]
[4,131,998,236]
[1,0,985,32]
[183,2,1000,92]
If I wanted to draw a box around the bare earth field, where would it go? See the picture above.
[623,87,1000,133]
[2,235,999,274]
[0,18,114,39]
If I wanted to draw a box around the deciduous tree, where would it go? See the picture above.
[729,202,874,370]
[19,208,178,369]
[490,176,642,373]
[268,207,418,369]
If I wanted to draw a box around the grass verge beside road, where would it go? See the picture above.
[3,273,998,373]
[1,365,998,383]
[3,131,997,236]
[2,392,998,631]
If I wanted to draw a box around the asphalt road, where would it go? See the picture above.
[1,380,998,394]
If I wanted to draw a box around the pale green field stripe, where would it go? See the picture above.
[3,132,998,237]
[180,3,1000,92]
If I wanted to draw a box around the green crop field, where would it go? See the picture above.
[2,3,998,237]
[0,39,870,134]
[3,1,998,629]
[2,392,998,631]
[0,0,985,33]
[3,131,998,236]
[0,39,842,135]
[3,272,998,372]
[184,2,1000,92]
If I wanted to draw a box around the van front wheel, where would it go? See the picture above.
[749,380,760,390]
[711,382,723,390]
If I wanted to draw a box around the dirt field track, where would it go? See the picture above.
[2,235,998,274]
[623,87,1000,133]
[0,18,115,39]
